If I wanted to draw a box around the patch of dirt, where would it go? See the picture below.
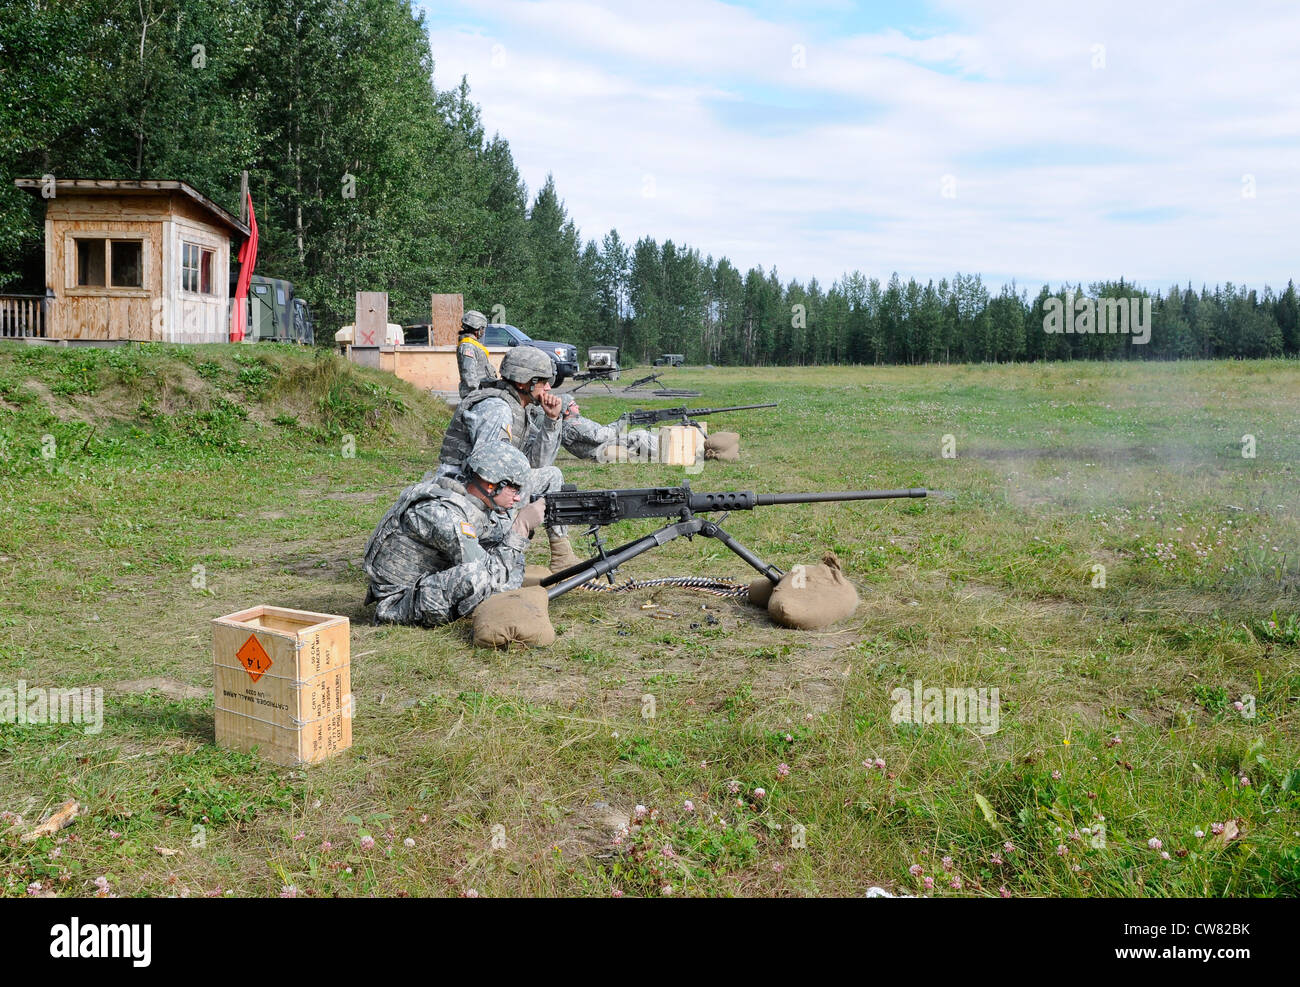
[950,580,1011,604]
[323,491,379,503]
[22,381,93,424]
[492,670,590,706]
[277,551,363,581]
[549,800,630,858]
[110,677,207,701]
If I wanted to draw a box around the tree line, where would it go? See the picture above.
[3,0,1296,365]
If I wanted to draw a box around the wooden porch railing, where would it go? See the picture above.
[0,294,48,338]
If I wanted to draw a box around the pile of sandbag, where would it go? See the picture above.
[704,430,740,462]
[748,552,859,629]
[472,585,556,647]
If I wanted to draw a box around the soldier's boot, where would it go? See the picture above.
[548,535,583,575]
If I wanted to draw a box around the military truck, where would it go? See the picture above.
[586,345,621,379]
[231,275,314,344]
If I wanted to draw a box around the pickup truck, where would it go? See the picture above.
[484,323,580,385]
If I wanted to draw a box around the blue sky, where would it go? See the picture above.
[417,0,1300,294]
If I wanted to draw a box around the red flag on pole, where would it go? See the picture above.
[229,192,258,342]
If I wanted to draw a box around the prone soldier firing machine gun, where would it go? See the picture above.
[617,402,778,428]
[538,482,929,599]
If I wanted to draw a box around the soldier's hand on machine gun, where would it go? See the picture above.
[511,497,547,537]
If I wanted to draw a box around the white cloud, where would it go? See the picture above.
[423,0,1300,290]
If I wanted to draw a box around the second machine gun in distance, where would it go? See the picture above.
[617,402,778,428]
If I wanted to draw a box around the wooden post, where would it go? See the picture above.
[239,171,249,225]
[355,291,388,347]
[430,293,463,346]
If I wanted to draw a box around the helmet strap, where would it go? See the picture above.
[467,476,498,507]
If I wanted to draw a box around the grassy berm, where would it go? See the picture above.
[0,343,1297,898]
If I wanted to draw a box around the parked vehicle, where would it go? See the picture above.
[653,353,685,367]
[401,324,432,345]
[586,345,621,379]
[233,275,314,344]
[483,323,579,385]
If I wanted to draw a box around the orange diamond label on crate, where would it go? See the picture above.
[236,634,273,683]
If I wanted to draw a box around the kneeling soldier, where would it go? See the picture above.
[438,346,580,572]
[363,444,546,626]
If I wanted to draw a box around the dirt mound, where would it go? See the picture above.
[0,343,450,456]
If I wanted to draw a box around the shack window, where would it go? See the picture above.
[182,242,216,294]
[109,240,142,287]
[76,239,105,287]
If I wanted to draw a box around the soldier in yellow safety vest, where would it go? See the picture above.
[457,310,498,398]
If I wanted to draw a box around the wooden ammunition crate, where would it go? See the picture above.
[212,606,352,766]
[659,423,707,466]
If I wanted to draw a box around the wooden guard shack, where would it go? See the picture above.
[7,178,249,343]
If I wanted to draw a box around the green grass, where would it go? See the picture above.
[0,348,1297,897]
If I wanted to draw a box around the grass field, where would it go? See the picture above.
[1,343,1297,898]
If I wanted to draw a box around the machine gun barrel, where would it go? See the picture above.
[542,484,927,528]
[754,488,928,506]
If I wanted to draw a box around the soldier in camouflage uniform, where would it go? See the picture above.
[363,444,544,626]
[437,346,581,573]
[536,395,655,462]
[456,310,498,398]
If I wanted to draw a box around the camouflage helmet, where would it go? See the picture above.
[461,310,488,334]
[499,346,555,385]
[466,442,531,488]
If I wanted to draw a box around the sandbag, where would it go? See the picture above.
[521,564,551,587]
[767,552,859,629]
[704,431,740,462]
[747,576,775,608]
[472,585,556,647]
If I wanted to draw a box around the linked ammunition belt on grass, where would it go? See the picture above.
[577,575,749,598]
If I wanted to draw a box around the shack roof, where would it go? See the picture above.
[14,178,250,237]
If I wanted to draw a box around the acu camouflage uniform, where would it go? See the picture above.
[540,396,653,462]
[363,475,528,626]
[436,380,567,538]
[457,333,498,398]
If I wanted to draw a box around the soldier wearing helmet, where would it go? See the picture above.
[457,310,497,398]
[533,395,651,463]
[437,346,581,573]
[363,444,547,626]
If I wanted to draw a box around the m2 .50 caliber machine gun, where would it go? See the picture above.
[539,482,929,599]
[618,402,778,428]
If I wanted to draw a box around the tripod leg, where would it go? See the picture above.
[700,522,784,584]
[542,519,705,599]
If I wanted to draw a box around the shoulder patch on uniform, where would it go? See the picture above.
[460,522,477,538]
